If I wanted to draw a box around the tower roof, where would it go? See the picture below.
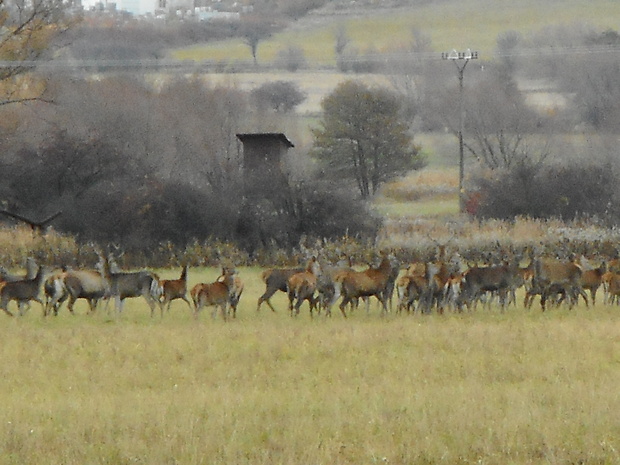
[236,133,295,148]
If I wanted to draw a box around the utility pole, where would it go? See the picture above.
[442,49,478,213]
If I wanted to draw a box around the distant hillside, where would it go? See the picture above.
[170,0,620,64]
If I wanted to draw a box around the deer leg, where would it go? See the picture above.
[580,288,589,308]
[115,296,124,313]
[257,288,278,312]
[339,296,350,318]
[68,296,77,315]
[0,299,13,317]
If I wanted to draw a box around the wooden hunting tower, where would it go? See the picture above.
[236,132,294,173]
[236,132,294,197]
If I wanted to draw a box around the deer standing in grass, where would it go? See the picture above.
[226,272,244,319]
[44,254,111,316]
[0,264,50,316]
[333,254,397,318]
[316,255,353,316]
[191,267,238,321]
[579,261,606,306]
[160,265,191,313]
[396,262,428,314]
[531,257,586,311]
[101,254,163,316]
[257,266,305,312]
[287,257,322,317]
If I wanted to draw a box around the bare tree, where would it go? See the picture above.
[0,0,74,106]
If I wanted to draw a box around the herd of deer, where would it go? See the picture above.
[1,246,620,319]
[0,254,243,320]
[257,247,620,316]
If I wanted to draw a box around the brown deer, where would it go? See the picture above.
[531,257,586,311]
[191,267,237,321]
[44,254,111,316]
[286,257,322,317]
[459,259,522,311]
[160,265,191,313]
[602,271,620,305]
[396,262,428,313]
[333,254,396,317]
[0,265,50,316]
[256,266,304,312]
[579,262,606,306]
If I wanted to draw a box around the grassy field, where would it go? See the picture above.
[2,266,620,464]
[170,0,620,65]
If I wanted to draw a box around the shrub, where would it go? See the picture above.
[472,162,617,222]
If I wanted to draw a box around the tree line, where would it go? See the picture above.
[3,1,620,255]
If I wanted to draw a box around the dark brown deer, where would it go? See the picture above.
[459,259,522,311]
[333,254,396,317]
[102,254,163,316]
[0,265,50,316]
[256,266,304,312]
[191,267,237,320]
[160,265,191,313]
[286,257,322,317]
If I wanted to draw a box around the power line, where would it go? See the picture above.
[0,43,619,70]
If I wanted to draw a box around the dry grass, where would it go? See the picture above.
[2,268,620,464]
[379,168,459,203]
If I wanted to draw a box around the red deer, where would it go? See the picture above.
[506,263,534,307]
[603,271,620,305]
[396,263,428,313]
[256,266,304,312]
[160,265,191,313]
[191,267,237,320]
[442,272,467,312]
[217,270,244,318]
[44,265,110,316]
[316,255,353,315]
[0,265,50,316]
[579,262,606,306]
[459,259,522,311]
[102,254,163,316]
[333,254,397,317]
[531,257,586,311]
[420,260,453,313]
[287,257,322,317]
